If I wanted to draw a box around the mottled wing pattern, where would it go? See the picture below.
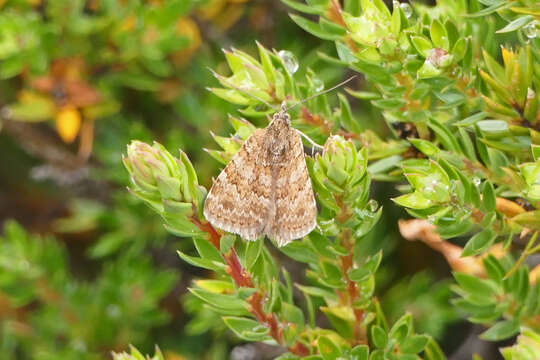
[268,128,317,246]
[203,129,272,241]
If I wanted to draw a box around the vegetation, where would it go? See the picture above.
[1,0,539,359]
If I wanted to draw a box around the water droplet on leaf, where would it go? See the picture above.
[523,21,538,39]
[71,339,87,352]
[400,3,413,18]
[106,304,121,318]
[368,199,379,212]
[312,77,324,92]
[278,50,299,74]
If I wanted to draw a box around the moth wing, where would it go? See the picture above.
[268,128,317,246]
[203,129,272,241]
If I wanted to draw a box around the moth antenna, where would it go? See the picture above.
[285,75,357,112]
[296,129,324,156]
[207,67,278,110]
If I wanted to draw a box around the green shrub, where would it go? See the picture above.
[2,0,540,359]
[123,0,540,358]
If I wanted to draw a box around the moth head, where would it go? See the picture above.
[272,105,291,127]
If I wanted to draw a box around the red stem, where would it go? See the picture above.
[336,200,366,344]
[191,216,310,356]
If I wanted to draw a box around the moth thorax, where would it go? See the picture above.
[266,118,290,160]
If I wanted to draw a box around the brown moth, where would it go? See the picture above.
[203,102,317,247]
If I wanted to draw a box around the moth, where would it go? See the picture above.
[203,76,355,246]
[203,102,317,247]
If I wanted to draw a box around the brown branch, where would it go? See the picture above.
[398,219,509,276]
[327,0,346,28]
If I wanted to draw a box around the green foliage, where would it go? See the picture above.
[123,39,448,356]
[0,221,177,359]
[453,255,540,341]
[112,345,164,360]
[501,327,540,360]
[3,0,540,358]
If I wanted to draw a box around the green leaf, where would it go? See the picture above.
[364,251,383,273]
[410,35,433,58]
[320,18,347,37]
[4,98,56,122]
[401,335,430,354]
[511,211,540,230]
[496,15,534,34]
[389,313,412,343]
[351,345,369,360]
[339,93,361,132]
[220,234,236,254]
[393,192,434,210]
[245,239,263,270]
[320,261,347,288]
[372,98,406,110]
[296,285,339,301]
[189,288,249,314]
[89,232,126,258]
[209,88,251,105]
[483,255,505,284]
[280,0,325,15]
[480,320,519,341]
[193,237,225,265]
[369,349,384,360]
[455,112,489,127]
[452,37,468,62]
[454,273,498,299]
[391,2,401,36]
[335,41,358,64]
[467,2,509,17]
[457,128,477,161]
[427,118,460,153]
[321,306,355,339]
[318,336,341,360]
[430,19,449,50]
[482,181,496,212]
[348,268,371,283]
[398,355,420,360]
[476,120,509,134]
[290,14,342,40]
[195,280,234,293]
[435,89,466,107]
[223,316,270,341]
[177,250,225,271]
[409,139,441,156]
[281,303,305,330]
[424,337,447,360]
[280,241,318,263]
[371,325,388,348]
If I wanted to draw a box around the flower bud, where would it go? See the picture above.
[124,141,190,203]
[314,136,367,193]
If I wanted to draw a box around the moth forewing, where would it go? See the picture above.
[203,106,317,246]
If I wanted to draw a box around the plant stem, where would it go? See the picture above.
[505,231,539,279]
[191,217,311,356]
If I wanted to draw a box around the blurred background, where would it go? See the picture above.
[0,0,485,359]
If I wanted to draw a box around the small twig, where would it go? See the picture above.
[504,231,539,280]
